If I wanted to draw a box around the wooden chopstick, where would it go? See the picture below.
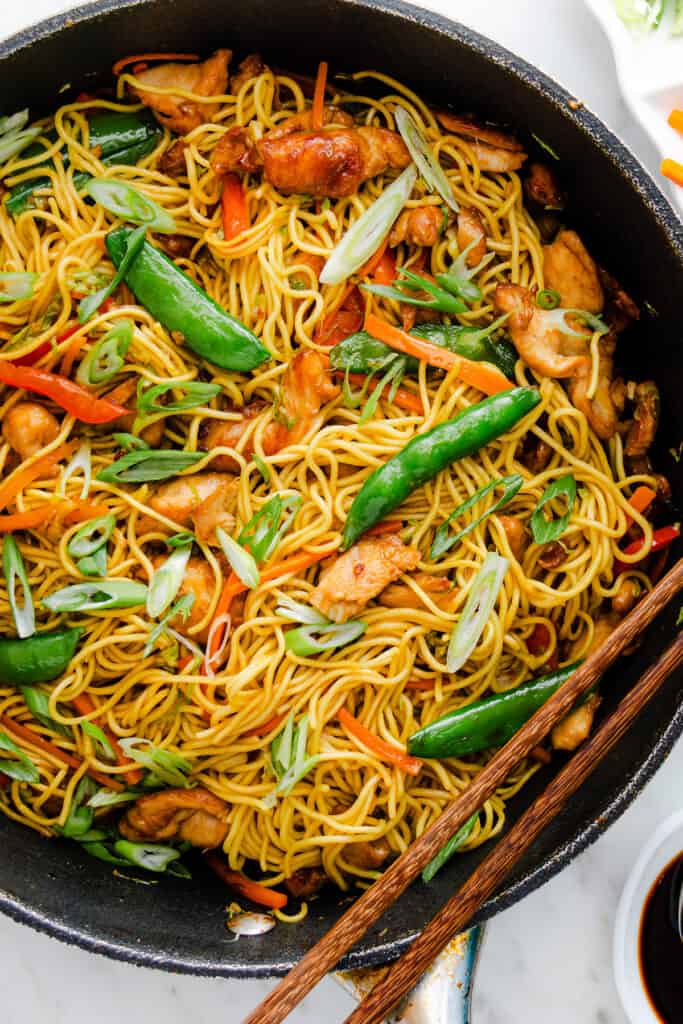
[244,558,683,1024]
[347,628,683,1023]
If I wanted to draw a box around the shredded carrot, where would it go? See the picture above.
[311,61,329,130]
[404,679,436,691]
[337,707,423,776]
[221,174,249,241]
[62,502,111,526]
[112,52,199,76]
[0,715,125,791]
[624,485,656,529]
[334,370,424,414]
[71,693,143,786]
[365,313,511,395]
[0,444,72,514]
[372,247,397,286]
[365,520,403,537]
[0,507,57,532]
[60,331,88,378]
[242,712,289,738]
[661,158,683,188]
[668,109,683,134]
[204,852,288,909]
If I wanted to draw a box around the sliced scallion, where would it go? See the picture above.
[430,475,523,559]
[85,179,176,233]
[144,592,195,657]
[394,107,458,212]
[118,737,191,788]
[78,225,146,323]
[285,620,367,657]
[446,552,508,673]
[42,579,147,613]
[216,527,260,588]
[530,474,576,545]
[2,535,35,638]
[0,126,42,165]
[113,839,181,872]
[422,812,477,882]
[136,379,221,417]
[97,449,204,484]
[76,320,133,383]
[0,730,39,783]
[59,442,92,501]
[238,492,302,563]
[0,272,39,303]
[146,542,193,618]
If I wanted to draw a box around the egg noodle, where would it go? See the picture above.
[0,62,657,904]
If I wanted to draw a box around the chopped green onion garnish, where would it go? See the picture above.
[59,442,92,501]
[136,379,221,417]
[146,542,193,618]
[0,729,39,783]
[113,840,181,872]
[112,432,150,452]
[0,272,39,303]
[252,454,271,483]
[2,535,35,638]
[446,552,508,673]
[362,267,467,314]
[536,288,561,310]
[82,721,115,760]
[144,592,195,657]
[285,620,367,657]
[216,528,260,588]
[430,474,523,559]
[96,449,204,484]
[118,737,192,788]
[238,492,302,563]
[85,179,176,233]
[542,307,608,337]
[0,126,42,165]
[394,107,458,212]
[19,685,72,737]
[67,514,116,559]
[0,110,29,136]
[76,320,133,384]
[78,225,146,323]
[275,596,329,625]
[422,813,477,882]
[530,474,576,545]
[42,579,147,613]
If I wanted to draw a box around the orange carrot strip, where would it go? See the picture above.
[311,61,329,130]
[62,502,111,526]
[404,679,436,691]
[71,693,143,786]
[365,520,403,537]
[0,507,57,532]
[242,712,289,739]
[112,52,199,76]
[668,109,683,134]
[0,715,125,791]
[335,370,424,414]
[0,444,72,514]
[337,707,423,776]
[205,852,288,909]
[661,158,683,188]
[365,313,511,396]
[221,174,249,241]
[624,485,656,529]
[59,331,88,378]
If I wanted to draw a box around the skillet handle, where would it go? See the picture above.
[334,925,484,1023]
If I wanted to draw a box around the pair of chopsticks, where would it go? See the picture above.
[245,558,683,1024]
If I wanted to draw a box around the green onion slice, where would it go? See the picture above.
[542,307,609,337]
[78,225,146,323]
[285,620,367,657]
[59,442,92,501]
[362,268,467,314]
[82,721,115,760]
[430,474,523,560]
[320,164,417,286]
[252,454,271,483]
[146,542,192,618]
[144,592,195,657]
[530,474,577,545]
[0,729,40,783]
[87,788,140,809]
[238,492,302,564]
[264,713,320,808]
[113,839,181,872]
[76,545,109,578]
[97,449,204,484]
[446,552,508,673]
[2,535,35,638]
[275,596,329,625]
[536,288,561,310]
[67,513,116,559]
[422,812,477,882]
[61,777,96,838]
[136,379,221,417]
[436,240,495,305]
[394,107,458,212]
[19,685,72,738]
[85,179,176,233]
[0,110,29,136]
[43,579,148,613]
[0,272,39,303]
[216,527,260,588]
[0,126,42,165]
[76,320,134,383]
[112,432,150,452]
[118,737,192,788]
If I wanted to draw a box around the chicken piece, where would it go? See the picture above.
[150,555,215,644]
[523,162,564,210]
[157,139,187,176]
[142,471,236,530]
[131,50,231,135]
[537,541,566,570]
[551,692,601,752]
[119,787,228,847]
[104,378,165,447]
[612,579,641,615]
[200,350,339,471]
[496,514,529,562]
[389,206,445,248]
[517,432,553,474]
[542,230,604,314]
[436,110,527,172]
[311,534,419,623]
[191,476,239,545]
[284,866,328,899]
[379,572,458,612]
[624,381,659,458]
[494,284,589,378]
[344,837,391,870]
[231,53,269,95]
[598,266,640,335]
[568,331,619,440]
[2,402,60,460]
[456,206,487,267]
[155,233,194,259]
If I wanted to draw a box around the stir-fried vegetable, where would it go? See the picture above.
[59,443,92,501]
[106,228,270,372]
[285,620,367,656]
[394,107,458,212]
[205,852,288,909]
[446,552,508,673]
[0,628,82,685]
[76,321,134,384]
[144,592,195,656]
[536,288,561,310]
[530,475,577,545]
[78,227,146,323]
[3,536,35,638]
[0,272,39,303]
[118,737,192,788]
[363,267,467,315]
[0,730,40,783]
[319,165,417,286]
[136,379,221,417]
[147,541,193,618]
[221,174,249,240]
[216,528,260,588]
[542,307,608,337]
[0,125,42,165]
[614,523,681,573]
[436,241,495,305]
[238,493,302,562]
[43,580,147,613]
[338,707,422,775]
[97,449,204,484]
[342,388,540,548]
[430,474,523,559]
[0,362,128,423]
[422,813,477,882]
[264,712,320,808]
[20,685,71,738]
[0,110,29,136]
[86,178,176,233]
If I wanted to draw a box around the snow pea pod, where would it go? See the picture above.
[0,627,83,686]
[341,387,540,549]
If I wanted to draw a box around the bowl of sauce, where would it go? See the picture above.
[614,811,683,1024]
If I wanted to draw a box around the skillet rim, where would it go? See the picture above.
[0,0,682,978]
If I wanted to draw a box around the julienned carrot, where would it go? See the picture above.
[112,52,199,76]
[0,714,125,791]
[311,61,329,130]
[0,444,72,514]
[204,852,288,909]
[221,174,249,241]
[334,371,424,414]
[668,109,683,134]
[62,502,111,526]
[365,314,511,396]
[337,707,423,776]
[59,331,88,378]
[404,679,436,691]
[0,507,57,532]
[71,693,143,785]
[372,247,397,286]
[624,485,656,529]
[243,712,289,738]
[365,520,403,537]
[661,158,683,188]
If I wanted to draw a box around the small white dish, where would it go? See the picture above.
[613,809,683,1024]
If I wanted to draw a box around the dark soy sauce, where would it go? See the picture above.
[639,851,683,1023]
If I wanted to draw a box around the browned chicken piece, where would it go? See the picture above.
[104,378,165,448]
[537,541,566,570]
[131,49,231,135]
[191,476,239,546]
[436,110,527,172]
[379,572,458,612]
[597,266,640,335]
[612,579,641,615]
[543,230,604,314]
[523,162,565,210]
[149,555,215,644]
[456,206,487,267]
[200,350,339,471]
[231,53,269,94]
[496,514,529,562]
[157,139,187,176]
[155,233,195,259]
[141,471,236,530]
[517,432,553,474]
[389,205,445,248]
[284,866,328,899]
[494,284,589,378]
[568,332,620,440]
[119,787,228,847]
[311,535,419,624]
[551,613,616,750]
[344,837,391,870]
[2,402,60,460]
[624,381,659,458]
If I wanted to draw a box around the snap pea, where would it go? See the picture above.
[342,387,541,549]
[106,228,270,372]
[5,109,162,216]
[0,628,83,686]
[407,661,582,759]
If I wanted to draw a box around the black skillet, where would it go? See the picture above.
[0,0,681,979]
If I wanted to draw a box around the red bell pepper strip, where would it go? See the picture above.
[0,361,128,423]
[614,524,680,575]
[221,174,249,241]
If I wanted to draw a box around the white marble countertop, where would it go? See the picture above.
[0,2,679,1021]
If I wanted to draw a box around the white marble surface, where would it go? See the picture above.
[0,1,679,1021]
